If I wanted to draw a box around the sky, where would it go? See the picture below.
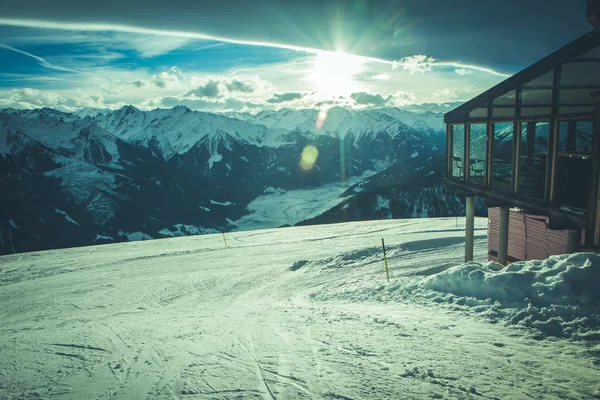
[0,0,592,113]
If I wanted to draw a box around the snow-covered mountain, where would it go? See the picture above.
[0,105,465,254]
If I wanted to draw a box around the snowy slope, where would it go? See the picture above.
[1,218,599,399]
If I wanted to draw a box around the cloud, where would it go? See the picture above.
[432,87,474,101]
[130,80,146,88]
[152,66,183,89]
[153,95,263,112]
[225,79,254,93]
[393,55,435,74]
[371,74,390,80]
[455,68,473,76]
[116,34,191,58]
[403,101,465,113]
[392,91,416,106]
[0,0,588,71]
[433,88,457,99]
[0,43,79,73]
[186,80,222,98]
[0,88,106,111]
[350,92,392,107]
[266,92,304,104]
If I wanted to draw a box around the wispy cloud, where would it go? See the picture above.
[266,92,305,104]
[455,68,473,76]
[0,43,79,73]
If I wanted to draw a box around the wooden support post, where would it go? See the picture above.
[486,102,494,188]
[464,123,470,183]
[512,87,522,194]
[498,207,510,265]
[547,67,561,204]
[446,125,454,178]
[465,196,475,262]
[381,238,389,283]
[567,230,579,253]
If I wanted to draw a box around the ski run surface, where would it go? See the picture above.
[1,217,600,399]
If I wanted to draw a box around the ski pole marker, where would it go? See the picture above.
[382,238,389,283]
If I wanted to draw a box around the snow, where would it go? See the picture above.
[54,207,80,226]
[158,224,218,237]
[45,161,119,205]
[233,107,445,146]
[151,177,162,186]
[1,217,599,399]
[233,170,380,230]
[207,153,223,170]
[1,218,600,398]
[375,195,390,212]
[410,150,419,158]
[233,179,356,230]
[414,253,600,340]
[8,220,18,229]
[210,200,234,206]
[95,234,114,241]
[92,106,272,160]
[125,231,153,241]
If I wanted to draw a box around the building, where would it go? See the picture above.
[444,0,600,264]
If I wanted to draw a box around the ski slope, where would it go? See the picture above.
[1,218,599,399]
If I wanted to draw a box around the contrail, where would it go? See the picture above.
[0,43,79,73]
[0,18,513,78]
[231,61,313,75]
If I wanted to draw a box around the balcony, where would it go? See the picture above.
[444,29,600,252]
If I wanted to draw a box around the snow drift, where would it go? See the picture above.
[416,253,600,340]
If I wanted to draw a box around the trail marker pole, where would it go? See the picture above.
[222,232,228,248]
[382,238,389,283]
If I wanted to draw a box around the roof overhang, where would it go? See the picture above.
[444,30,600,124]
[588,0,600,30]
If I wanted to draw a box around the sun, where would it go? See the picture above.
[308,51,364,97]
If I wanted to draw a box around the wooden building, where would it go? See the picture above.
[444,1,600,264]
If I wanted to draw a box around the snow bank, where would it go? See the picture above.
[302,242,600,341]
[416,253,600,340]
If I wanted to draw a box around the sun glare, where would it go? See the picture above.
[309,51,363,97]
[300,145,319,171]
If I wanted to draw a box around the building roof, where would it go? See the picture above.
[445,30,600,124]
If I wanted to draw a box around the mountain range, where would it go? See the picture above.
[0,105,482,254]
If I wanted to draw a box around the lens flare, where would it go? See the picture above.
[300,145,319,171]
[315,109,328,129]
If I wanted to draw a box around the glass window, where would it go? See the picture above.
[558,121,593,154]
[522,89,552,105]
[580,45,600,59]
[491,123,513,191]
[560,62,600,87]
[517,122,548,199]
[523,70,553,88]
[559,105,595,115]
[559,88,595,105]
[469,104,487,119]
[555,120,593,210]
[468,124,486,185]
[452,125,465,179]
[522,107,551,117]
